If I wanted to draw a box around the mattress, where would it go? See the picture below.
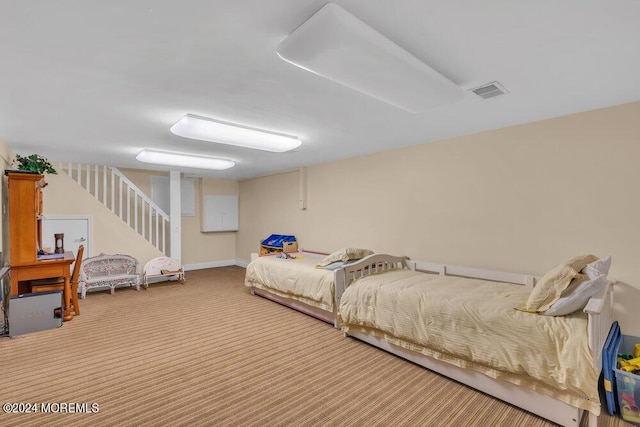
[245,253,335,312]
[338,269,600,413]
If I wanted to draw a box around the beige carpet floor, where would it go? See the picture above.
[0,266,633,427]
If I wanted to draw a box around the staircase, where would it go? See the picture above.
[59,163,170,256]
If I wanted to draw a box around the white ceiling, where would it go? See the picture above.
[1,1,639,181]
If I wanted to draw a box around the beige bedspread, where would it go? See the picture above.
[245,253,335,311]
[338,269,600,414]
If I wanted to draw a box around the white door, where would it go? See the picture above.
[42,216,92,262]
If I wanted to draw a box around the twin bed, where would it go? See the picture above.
[245,250,614,427]
[244,249,400,327]
[245,251,339,326]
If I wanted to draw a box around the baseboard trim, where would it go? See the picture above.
[235,259,250,268]
[183,259,249,271]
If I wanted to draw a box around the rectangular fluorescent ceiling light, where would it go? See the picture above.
[277,3,465,113]
[170,114,301,152]
[136,149,235,170]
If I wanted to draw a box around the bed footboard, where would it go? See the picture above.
[333,254,409,309]
[247,250,341,328]
[585,280,615,370]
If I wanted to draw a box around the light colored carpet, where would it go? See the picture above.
[0,267,632,426]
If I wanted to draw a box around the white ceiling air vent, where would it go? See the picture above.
[470,81,507,99]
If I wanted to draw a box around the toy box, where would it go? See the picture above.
[614,333,640,425]
[259,234,298,255]
[603,322,621,415]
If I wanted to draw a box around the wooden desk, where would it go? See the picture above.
[10,251,75,321]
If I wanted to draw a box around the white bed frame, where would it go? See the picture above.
[339,255,614,427]
[249,250,338,326]
[248,252,407,328]
[251,285,338,326]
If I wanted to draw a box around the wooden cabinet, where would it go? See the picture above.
[6,172,46,266]
[4,172,76,321]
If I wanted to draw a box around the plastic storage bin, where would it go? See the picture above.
[614,333,640,425]
[259,234,297,255]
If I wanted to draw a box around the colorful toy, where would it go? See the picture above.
[619,356,640,373]
[617,358,640,424]
[275,252,301,260]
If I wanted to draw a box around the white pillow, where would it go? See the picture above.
[543,274,607,316]
[514,254,597,313]
[581,255,611,280]
[316,248,374,268]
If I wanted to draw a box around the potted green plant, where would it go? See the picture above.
[13,154,57,175]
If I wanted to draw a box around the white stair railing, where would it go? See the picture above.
[59,163,169,255]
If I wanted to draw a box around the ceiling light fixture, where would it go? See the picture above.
[136,149,235,170]
[170,114,302,152]
[277,3,465,113]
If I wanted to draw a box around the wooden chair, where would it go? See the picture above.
[31,245,84,316]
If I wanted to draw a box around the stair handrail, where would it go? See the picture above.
[110,167,169,221]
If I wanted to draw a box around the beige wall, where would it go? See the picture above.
[186,176,239,265]
[237,101,640,335]
[120,169,239,267]
[239,170,302,255]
